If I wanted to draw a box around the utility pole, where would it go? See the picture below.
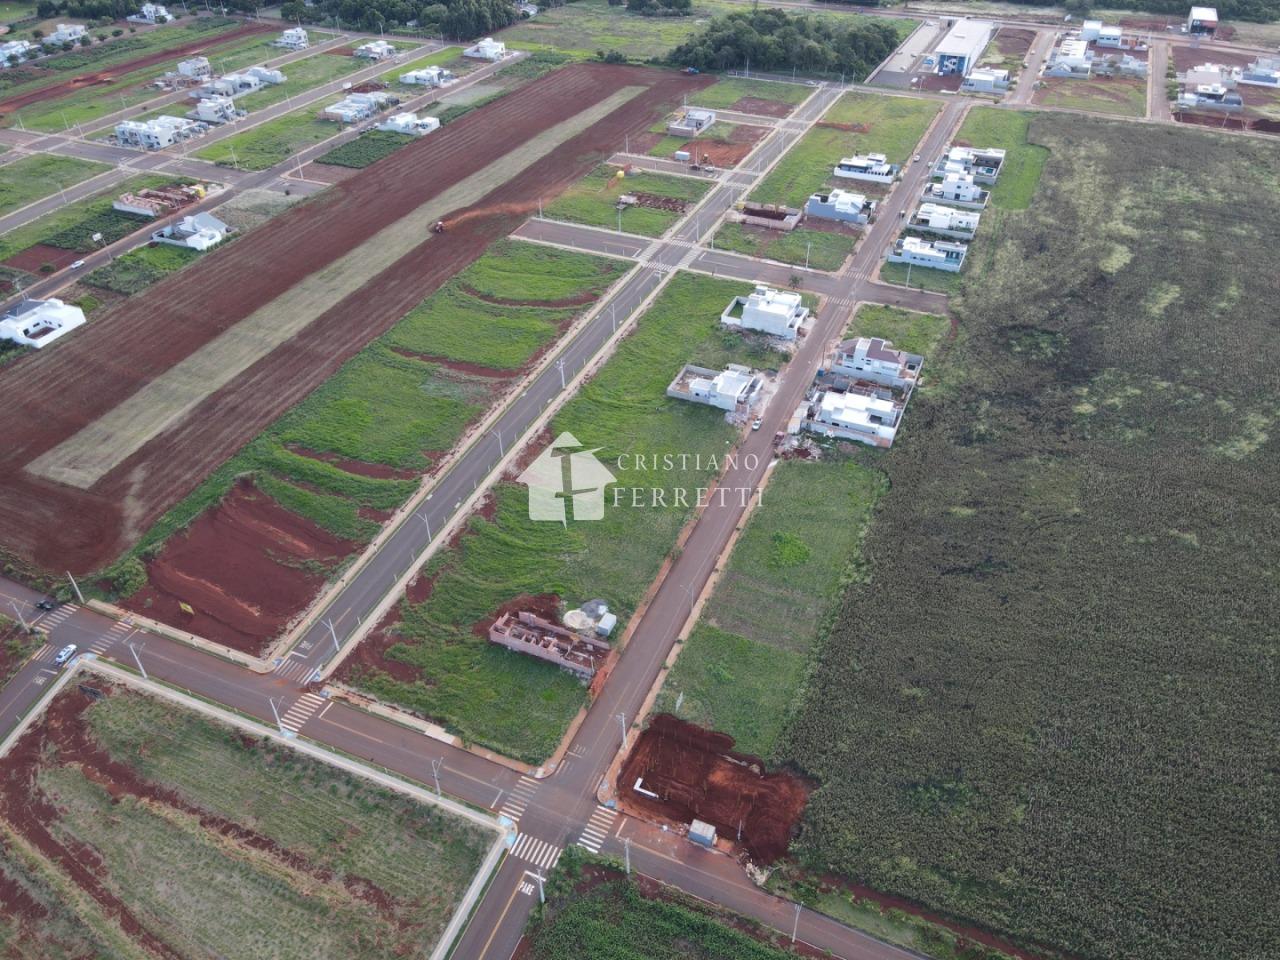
[268,697,287,735]
[805,239,811,271]
[8,600,27,632]
[66,571,84,604]
[534,872,545,904]
[494,429,504,457]
[623,836,631,874]
[557,358,566,390]
[128,640,147,680]
[323,617,340,656]
[415,511,431,539]
[616,712,629,750]
[430,757,443,798]
[792,902,802,944]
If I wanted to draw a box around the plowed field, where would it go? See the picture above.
[0,63,708,575]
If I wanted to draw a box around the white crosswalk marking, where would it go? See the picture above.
[510,833,562,871]
[498,775,539,824]
[278,692,326,733]
[33,604,79,635]
[576,806,618,854]
[273,657,317,682]
[32,644,53,662]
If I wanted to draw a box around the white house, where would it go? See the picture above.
[1080,19,1104,41]
[1046,38,1093,77]
[463,37,507,61]
[1241,56,1280,87]
[808,389,901,447]
[1182,62,1239,88]
[400,65,455,87]
[127,3,170,24]
[1178,84,1243,109]
[1096,25,1124,46]
[323,91,394,123]
[926,173,989,209]
[355,40,397,60]
[909,202,980,240]
[833,337,923,391]
[667,363,760,412]
[377,111,439,135]
[962,67,1010,93]
[1187,6,1218,35]
[833,153,896,184]
[43,23,87,47]
[177,56,211,79]
[194,95,238,123]
[888,235,967,272]
[805,189,875,225]
[933,19,995,76]
[666,107,716,137]
[151,212,230,252]
[246,66,286,85]
[0,39,33,66]
[933,145,1005,183]
[721,285,808,341]
[0,298,86,349]
[115,115,203,149]
[274,27,310,50]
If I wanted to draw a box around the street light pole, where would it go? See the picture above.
[430,757,443,798]
[616,712,628,750]
[7,600,28,631]
[792,902,802,944]
[323,618,340,656]
[66,571,84,604]
[623,836,631,874]
[128,641,147,680]
[535,872,545,904]
[268,697,287,735]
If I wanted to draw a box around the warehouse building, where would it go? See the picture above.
[933,19,995,76]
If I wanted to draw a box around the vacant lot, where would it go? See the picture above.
[1035,76,1147,117]
[714,221,855,272]
[499,0,731,59]
[315,129,417,168]
[525,855,804,959]
[84,242,200,294]
[545,163,711,237]
[0,681,491,958]
[752,92,940,207]
[781,115,1280,960]
[196,102,344,169]
[0,154,109,215]
[687,76,811,116]
[343,272,787,761]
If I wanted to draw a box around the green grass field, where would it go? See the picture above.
[0,154,109,215]
[83,242,198,294]
[687,76,812,112]
[843,303,951,358]
[1,683,492,959]
[500,0,734,59]
[195,102,340,169]
[752,92,940,207]
[878,259,961,294]
[545,164,711,237]
[393,45,467,78]
[314,129,416,168]
[351,272,788,762]
[231,39,363,114]
[713,222,854,272]
[1036,76,1148,117]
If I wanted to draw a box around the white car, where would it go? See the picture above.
[69,259,86,269]
[751,417,763,431]
[913,154,921,163]
[53,644,77,666]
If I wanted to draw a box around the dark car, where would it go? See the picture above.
[35,598,59,611]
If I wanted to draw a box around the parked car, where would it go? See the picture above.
[69,259,85,269]
[53,644,77,666]
[751,417,763,431]
[913,154,921,162]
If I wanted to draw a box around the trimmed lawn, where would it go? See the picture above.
[0,154,109,215]
[752,92,940,207]
[352,272,789,762]
[713,222,854,272]
[545,163,711,237]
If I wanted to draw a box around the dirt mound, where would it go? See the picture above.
[120,478,356,656]
[617,714,810,863]
[816,120,870,133]
[0,22,273,116]
[0,64,711,576]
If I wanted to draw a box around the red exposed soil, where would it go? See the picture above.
[286,444,419,480]
[325,45,356,56]
[298,161,359,184]
[993,27,1035,59]
[389,346,515,378]
[919,73,963,92]
[1170,45,1251,73]
[730,95,795,118]
[0,22,274,117]
[617,714,810,864]
[816,119,870,133]
[3,243,81,273]
[1175,110,1250,131]
[691,123,766,166]
[470,592,561,639]
[119,478,356,656]
[0,64,711,577]
[0,683,414,950]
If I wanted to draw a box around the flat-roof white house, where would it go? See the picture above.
[1182,62,1239,88]
[192,69,281,99]
[0,298,86,349]
[962,67,1010,92]
[1080,19,1104,40]
[721,285,808,341]
[377,111,439,135]
[834,153,896,184]
[1241,55,1280,87]
[1187,6,1218,35]
[464,37,507,61]
[127,3,170,24]
[177,56,211,79]
[115,115,203,149]
[926,173,989,209]
[667,363,760,412]
[151,212,231,251]
[246,66,286,85]
[934,145,1005,183]
[0,39,33,66]
[805,189,875,225]
[400,65,455,87]
[833,337,923,392]
[1046,38,1093,77]
[934,19,995,76]
[809,389,901,447]
[355,39,397,60]
[1096,25,1124,46]
[666,107,715,137]
[43,23,87,47]
[194,95,238,123]
[274,27,310,50]
[323,91,394,123]
[910,202,980,240]
[888,235,968,272]
[1178,84,1243,109]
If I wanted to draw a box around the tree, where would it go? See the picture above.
[79,35,92,46]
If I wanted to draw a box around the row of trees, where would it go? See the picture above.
[994,0,1278,22]
[277,0,522,39]
[623,0,692,17]
[667,8,901,81]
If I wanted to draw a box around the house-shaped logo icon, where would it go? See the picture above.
[517,432,617,523]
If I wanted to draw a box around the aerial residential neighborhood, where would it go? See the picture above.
[0,1,1271,959]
